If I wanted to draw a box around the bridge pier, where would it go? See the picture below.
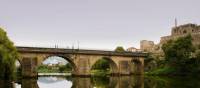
[21,57,38,78]
[72,58,92,76]
[130,57,144,75]
[72,67,91,77]
[118,61,131,75]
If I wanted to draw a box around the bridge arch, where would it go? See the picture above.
[38,54,77,73]
[91,57,118,75]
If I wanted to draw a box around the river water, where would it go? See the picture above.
[0,76,200,88]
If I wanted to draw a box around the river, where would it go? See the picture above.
[0,76,200,88]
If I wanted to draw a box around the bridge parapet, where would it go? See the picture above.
[17,46,148,57]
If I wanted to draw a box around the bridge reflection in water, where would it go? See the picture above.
[0,76,144,88]
[2,76,200,88]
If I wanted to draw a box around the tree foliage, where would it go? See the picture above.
[37,63,72,73]
[92,58,110,70]
[162,35,197,73]
[114,46,125,52]
[0,27,19,80]
[59,63,72,72]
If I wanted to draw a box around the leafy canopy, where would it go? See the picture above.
[0,27,19,80]
[92,58,110,70]
[114,46,125,52]
[162,34,195,73]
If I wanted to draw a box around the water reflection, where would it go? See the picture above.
[144,76,200,88]
[21,78,39,88]
[2,76,200,88]
[38,77,72,88]
[0,80,15,88]
[1,76,144,88]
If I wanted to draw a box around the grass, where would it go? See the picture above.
[145,66,176,76]
[91,70,110,76]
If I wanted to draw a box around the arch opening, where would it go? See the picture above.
[15,59,22,79]
[37,56,76,75]
[15,59,21,68]
[91,57,118,76]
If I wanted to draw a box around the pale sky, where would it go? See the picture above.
[0,0,200,50]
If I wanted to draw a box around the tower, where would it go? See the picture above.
[175,18,178,27]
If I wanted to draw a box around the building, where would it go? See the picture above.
[140,40,155,52]
[160,23,200,46]
[127,47,142,52]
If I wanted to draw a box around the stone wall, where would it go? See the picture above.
[171,24,200,36]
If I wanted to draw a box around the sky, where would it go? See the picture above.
[0,0,200,50]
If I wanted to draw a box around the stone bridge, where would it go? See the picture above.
[16,46,148,77]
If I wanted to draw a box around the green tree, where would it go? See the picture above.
[162,34,195,73]
[92,58,110,70]
[114,46,125,52]
[0,27,19,80]
[59,63,72,72]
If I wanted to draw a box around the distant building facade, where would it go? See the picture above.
[127,47,142,52]
[140,40,155,52]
